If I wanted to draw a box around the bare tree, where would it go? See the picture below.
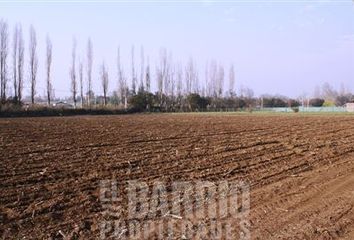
[204,61,210,97]
[0,20,9,101]
[194,69,199,94]
[163,52,172,97]
[29,25,38,104]
[117,47,123,104]
[139,46,144,92]
[156,48,168,104]
[209,60,218,97]
[185,58,198,94]
[17,25,24,102]
[185,59,192,94]
[217,65,224,98]
[156,67,163,97]
[131,45,136,94]
[86,38,93,107]
[70,38,77,108]
[239,85,254,98]
[228,64,235,97]
[321,82,338,102]
[12,24,18,101]
[339,82,348,96]
[176,63,183,98]
[170,65,176,99]
[145,56,150,92]
[100,61,109,106]
[79,59,84,107]
[116,47,128,109]
[122,73,127,109]
[46,35,53,105]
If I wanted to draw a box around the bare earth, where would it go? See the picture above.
[1,113,354,239]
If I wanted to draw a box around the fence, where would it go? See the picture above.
[257,107,348,113]
[299,107,347,112]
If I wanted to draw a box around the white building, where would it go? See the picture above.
[346,103,354,112]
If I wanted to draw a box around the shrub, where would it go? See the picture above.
[322,100,335,107]
[0,98,22,112]
[309,98,325,107]
[292,107,299,113]
[288,99,300,107]
[128,91,156,111]
[235,98,246,109]
[263,97,287,108]
[335,95,353,106]
[186,93,210,111]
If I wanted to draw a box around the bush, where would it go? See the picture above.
[128,91,156,111]
[263,97,287,108]
[323,100,335,107]
[288,99,300,107]
[0,98,22,112]
[235,98,246,109]
[186,93,210,111]
[335,95,353,106]
[309,98,325,107]
[292,107,299,113]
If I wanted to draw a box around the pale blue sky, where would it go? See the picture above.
[1,0,354,98]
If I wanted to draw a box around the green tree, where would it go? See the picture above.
[128,91,156,111]
[186,93,210,111]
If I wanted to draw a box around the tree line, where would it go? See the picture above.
[0,19,243,111]
[1,19,353,113]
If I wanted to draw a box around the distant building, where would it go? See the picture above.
[345,103,354,112]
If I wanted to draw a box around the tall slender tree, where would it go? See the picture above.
[79,59,84,107]
[12,24,18,101]
[229,64,235,97]
[145,56,150,92]
[117,47,123,104]
[0,20,8,101]
[185,58,197,94]
[139,46,144,92]
[117,47,128,109]
[193,67,199,94]
[176,63,183,98]
[209,60,218,97]
[101,61,109,106]
[217,65,224,98]
[29,25,38,104]
[170,65,176,99]
[46,35,53,105]
[157,49,168,105]
[204,61,209,97]
[70,38,77,108]
[86,38,93,107]
[123,74,127,109]
[131,45,136,94]
[17,24,24,102]
[163,52,172,97]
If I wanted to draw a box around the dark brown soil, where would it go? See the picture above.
[1,114,354,239]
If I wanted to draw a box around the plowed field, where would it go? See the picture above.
[1,114,354,239]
